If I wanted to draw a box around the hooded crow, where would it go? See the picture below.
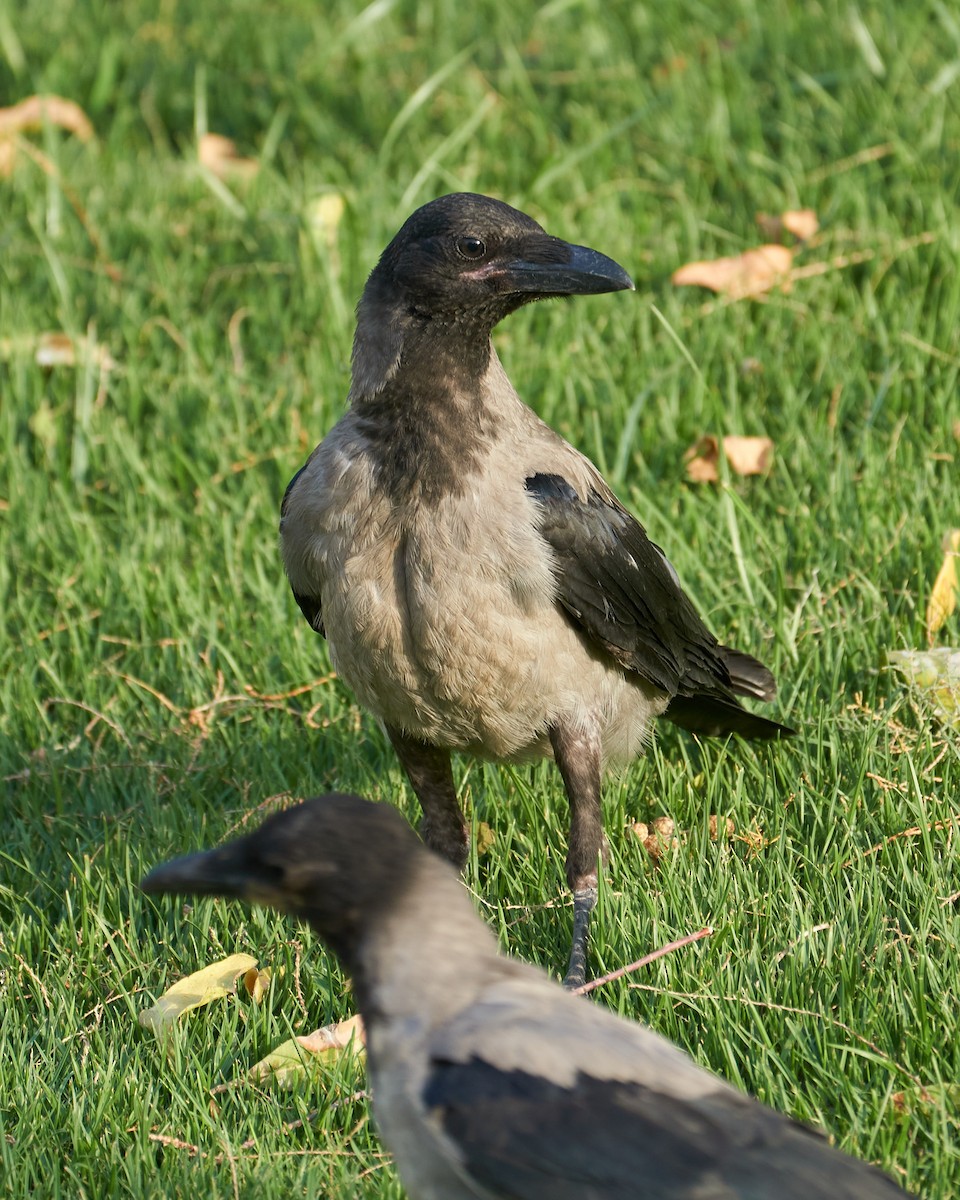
[142,795,902,1200]
[280,193,792,986]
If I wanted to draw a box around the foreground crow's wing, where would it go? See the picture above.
[425,1054,900,1200]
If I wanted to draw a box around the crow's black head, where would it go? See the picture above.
[364,192,634,328]
[141,794,426,964]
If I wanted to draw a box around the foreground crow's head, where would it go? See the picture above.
[141,794,424,964]
[363,192,634,327]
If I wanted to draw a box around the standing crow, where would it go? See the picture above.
[141,795,902,1199]
[280,193,791,986]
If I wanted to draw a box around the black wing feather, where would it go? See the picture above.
[424,1060,898,1199]
[525,473,792,739]
[281,465,326,638]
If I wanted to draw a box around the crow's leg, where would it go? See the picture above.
[549,719,607,990]
[386,726,469,871]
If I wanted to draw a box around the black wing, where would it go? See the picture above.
[525,473,791,739]
[281,465,325,637]
[424,1059,899,1199]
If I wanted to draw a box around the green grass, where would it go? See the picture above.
[1,0,959,1194]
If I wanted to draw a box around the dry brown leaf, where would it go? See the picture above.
[755,213,784,241]
[709,815,736,840]
[672,244,793,299]
[926,530,960,644]
[755,209,819,242]
[0,94,93,141]
[248,1014,365,1087]
[724,435,775,475]
[35,331,116,369]
[298,1013,365,1053]
[139,953,257,1037]
[891,1084,951,1117]
[684,434,774,483]
[0,94,94,177]
[35,332,77,367]
[685,437,724,484]
[643,815,679,862]
[652,54,689,82]
[782,209,819,240]
[0,331,115,372]
[737,823,777,857]
[198,132,259,181]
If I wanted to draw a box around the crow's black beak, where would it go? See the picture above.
[141,845,253,901]
[499,237,635,297]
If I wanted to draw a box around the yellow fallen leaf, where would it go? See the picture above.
[307,192,346,247]
[248,1014,365,1087]
[672,244,793,299]
[475,821,496,855]
[198,132,259,181]
[926,530,960,644]
[887,648,960,725]
[139,953,257,1037]
[684,434,774,483]
[242,965,272,1005]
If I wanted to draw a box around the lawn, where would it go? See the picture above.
[1,0,959,1195]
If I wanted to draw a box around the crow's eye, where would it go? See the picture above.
[456,236,486,260]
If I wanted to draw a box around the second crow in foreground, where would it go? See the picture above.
[142,794,903,1199]
[281,193,792,986]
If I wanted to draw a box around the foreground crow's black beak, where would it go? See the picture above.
[141,846,250,899]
